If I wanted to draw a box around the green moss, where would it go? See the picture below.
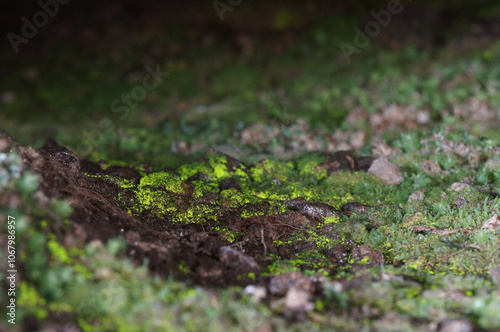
[18,281,48,320]
[178,161,209,181]
[139,171,185,194]
[47,239,73,264]
[251,159,290,183]
[262,259,300,276]
[179,261,190,275]
[208,153,229,180]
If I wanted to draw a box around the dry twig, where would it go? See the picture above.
[412,226,476,235]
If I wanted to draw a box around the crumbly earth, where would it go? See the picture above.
[1,128,500,331]
[11,132,375,286]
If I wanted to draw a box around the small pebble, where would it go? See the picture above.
[481,214,500,230]
[368,157,403,185]
[447,182,470,192]
[407,191,425,203]
[285,288,314,312]
[438,318,473,332]
[243,285,267,303]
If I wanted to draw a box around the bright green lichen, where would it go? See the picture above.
[89,146,500,282]
[139,171,185,194]
[208,153,229,179]
[47,239,73,264]
[18,281,48,320]
[178,161,209,181]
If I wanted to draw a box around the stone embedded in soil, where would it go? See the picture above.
[407,190,425,202]
[243,285,267,303]
[367,157,403,185]
[438,318,474,332]
[351,245,385,267]
[219,246,260,273]
[241,123,275,146]
[447,182,470,192]
[481,214,500,230]
[371,138,400,158]
[373,312,415,331]
[283,198,338,221]
[489,267,500,284]
[284,288,314,312]
[421,159,443,175]
[341,202,371,215]
[269,271,313,296]
[124,230,141,244]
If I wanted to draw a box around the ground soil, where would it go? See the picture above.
[3,131,384,292]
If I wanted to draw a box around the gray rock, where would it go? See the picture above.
[447,182,470,192]
[243,285,267,302]
[438,318,473,332]
[407,190,425,203]
[285,288,314,312]
[489,266,500,284]
[481,214,500,230]
[219,246,260,272]
[485,158,500,171]
[368,157,403,185]
[269,271,313,295]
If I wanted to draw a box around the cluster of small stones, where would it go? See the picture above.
[172,98,500,162]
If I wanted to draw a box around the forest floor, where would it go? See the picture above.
[1,1,500,331]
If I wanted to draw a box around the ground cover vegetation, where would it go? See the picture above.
[1,1,500,330]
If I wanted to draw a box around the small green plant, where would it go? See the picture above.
[367,228,385,249]
[472,229,493,244]
[473,197,498,220]
[394,133,421,153]
[434,153,458,171]
[432,202,451,216]
[476,164,490,185]
[410,173,432,190]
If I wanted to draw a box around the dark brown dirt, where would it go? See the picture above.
[3,130,384,292]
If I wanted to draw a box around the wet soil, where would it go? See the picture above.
[3,131,388,312]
